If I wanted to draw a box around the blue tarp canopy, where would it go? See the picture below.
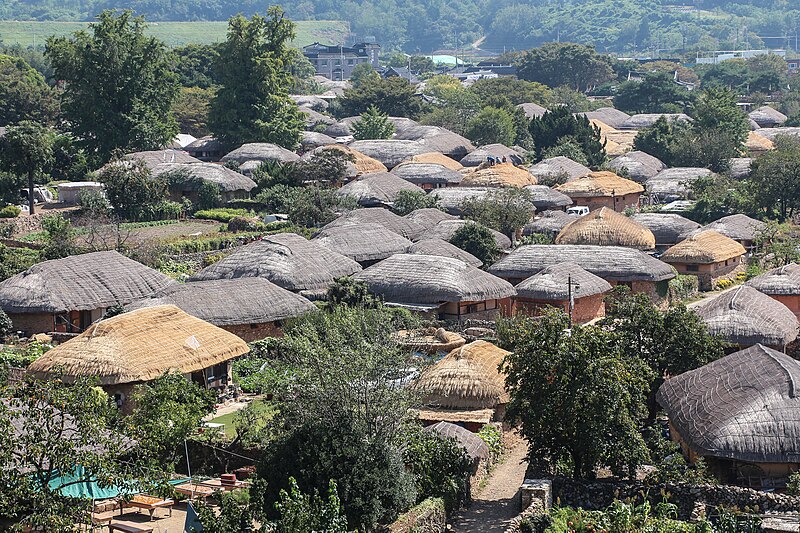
[45,465,188,500]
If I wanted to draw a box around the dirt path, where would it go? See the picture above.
[450,438,529,533]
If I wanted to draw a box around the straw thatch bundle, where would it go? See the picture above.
[348,140,427,169]
[353,254,515,304]
[28,305,249,385]
[304,144,388,176]
[620,113,691,130]
[515,261,611,301]
[752,127,800,141]
[661,230,745,264]
[0,251,174,314]
[406,151,464,170]
[527,156,591,183]
[746,263,800,296]
[190,233,361,292]
[221,143,299,164]
[151,162,257,192]
[395,125,475,158]
[391,162,464,186]
[336,172,424,207]
[607,151,666,182]
[323,208,426,240]
[700,214,766,243]
[524,185,573,211]
[408,238,483,267]
[523,211,579,237]
[299,131,338,151]
[728,158,753,180]
[460,144,524,167]
[460,163,538,188]
[749,106,788,128]
[129,278,316,326]
[413,340,510,409]
[645,167,713,201]
[313,223,413,263]
[424,219,513,250]
[431,187,494,215]
[656,344,800,463]
[424,421,490,461]
[395,328,466,354]
[489,244,675,282]
[579,108,631,129]
[630,213,701,246]
[555,207,656,250]
[125,150,201,170]
[745,131,775,153]
[600,128,637,156]
[405,208,457,230]
[695,286,799,347]
[517,102,548,119]
[556,171,644,198]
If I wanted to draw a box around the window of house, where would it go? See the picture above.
[321,60,328,66]
[686,264,699,272]
[335,59,341,65]
[348,59,354,65]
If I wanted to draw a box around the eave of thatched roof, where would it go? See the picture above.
[700,214,767,242]
[394,125,475,158]
[749,105,788,128]
[125,150,201,170]
[323,207,425,240]
[753,127,800,141]
[489,244,675,282]
[656,344,800,463]
[695,286,799,347]
[313,223,413,263]
[746,263,800,296]
[607,151,666,182]
[431,187,494,216]
[645,167,713,201]
[555,207,656,250]
[408,238,483,267]
[524,185,573,210]
[414,407,494,424]
[185,136,222,152]
[151,162,257,192]
[661,230,745,264]
[423,219,513,250]
[460,163,538,188]
[348,139,427,169]
[221,143,299,164]
[336,172,423,207]
[28,305,249,385]
[0,251,174,314]
[424,421,490,460]
[579,107,631,129]
[527,157,591,182]
[190,233,362,292]
[353,254,513,304]
[391,162,464,186]
[404,208,457,230]
[129,278,316,326]
[556,171,644,198]
[620,113,691,130]
[406,151,464,170]
[300,108,336,128]
[460,144,524,167]
[515,261,612,300]
[630,213,701,246]
[300,131,338,150]
[524,211,579,237]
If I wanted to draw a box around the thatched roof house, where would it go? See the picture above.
[408,238,483,267]
[151,162,257,201]
[405,207,457,230]
[394,125,475,159]
[555,207,655,250]
[303,144,388,176]
[323,208,425,240]
[646,167,713,201]
[660,230,745,290]
[405,151,464,170]
[579,108,631,129]
[313,223,413,265]
[694,286,799,348]
[656,344,800,473]
[749,106,788,128]
[745,131,774,155]
[631,213,701,247]
[336,171,424,207]
[752,127,800,141]
[425,219,513,250]
[353,254,514,318]
[126,150,201,170]
[129,278,316,341]
[460,144,524,167]
[299,131,338,151]
[523,211,579,237]
[431,187,493,216]
[424,421,490,462]
[517,102,548,119]
[524,185,573,211]
[190,233,362,294]
[0,251,174,335]
[185,136,223,162]
[526,156,591,183]
[700,214,766,248]
[747,263,800,317]
[607,151,666,182]
[348,140,427,169]
[620,113,691,130]
[414,340,511,428]
[555,171,644,212]
[300,108,336,129]
[221,143,300,165]
[729,158,752,180]
[391,162,464,188]
[460,163,538,188]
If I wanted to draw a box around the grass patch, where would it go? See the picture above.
[206,399,274,439]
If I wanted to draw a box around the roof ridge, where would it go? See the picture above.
[758,344,798,398]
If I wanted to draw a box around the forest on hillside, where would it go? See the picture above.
[3,0,800,54]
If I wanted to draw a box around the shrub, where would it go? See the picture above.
[668,275,699,302]
[449,222,501,266]
[194,207,251,223]
[77,189,111,217]
[478,425,503,464]
[0,205,21,218]
[0,309,13,339]
[227,215,264,233]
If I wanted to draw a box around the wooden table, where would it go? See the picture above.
[108,522,155,533]
[198,478,251,492]
[173,482,216,500]
[119,495,174,521]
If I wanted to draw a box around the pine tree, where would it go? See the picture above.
[352,105,396,140]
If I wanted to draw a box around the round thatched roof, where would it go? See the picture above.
[221,143,300,164]
[515,261,612,301]
[579,107,631,129]
[556,171,644,198]
[185,136,222,153]
[313,223,413,263]
[304,144,387,176]
[424,219,513,250]
[336,172,424,207]
[348,139,427,169]
[431,187,494,216]
[630,213,701,246]
[424,421,490,461]
[299,131,338,150]
[460,163,538,188]
[125,149,201,170]
[290,94,329,110]
[408,238,483,267]
[413,340,511,410]
[190,233,362,292]
[527,156,591,183]
[517,102,548,119]
[300,108,336,128]
[695,286,799,347]
[607,151,666,182]
[489,244,676,282]
[661,230,746,264]
[746,263,800,296]
[555,207,656,250]
[405,208,457,230]
[151,162,257,192]
[323,208,425,240]
[394,125,475,158]
[745,131,775,153]
[728,157,753,180]
[0,251,175,314]
[656,344,800,463]
[523,211,579,237]
[28,305,249,385]
[700,214,766,243]
[391,162,464,186]
[645,167,713,201]
[460,144,524,167]
[620,113,691,130]
[749,105,788,128]
[753,127,800,141]
[405,151,463,170]
[524,185,573,211]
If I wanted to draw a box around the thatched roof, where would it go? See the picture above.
[752,127,800,141]
[620,113,691,130]
[348,140,427,169]
[555,207,656,250]
[336,172,424,207]
[424,421,490,461]
[556,171,644,198]
[299,131,338,150]
[661,230,746,264]
[126,150,201,170]
[460,163,538,188]
[524,185,573,211]
[489,244,675,282]
[185,136,223,153]
[414,340,511,409]
[392,162,464,186]
[523,211,579,236]
[607,151,666,182]
[656,344,800,463]
[323,208,425,240]
[396,327,466,354]
[394,125,475,158]
[630,213,701,246]
[0,251,174,314]
[460,144,524,167]
[313,223,413,263]
[517,102,548,119]
[190,233,362,292]
[221,143,299,164]
[749,106,788,128]
[527,156,591,183]
[424,219,513,250]
[745,131,775,153]
[304,144,388,177]
[129,278,316,326]
[700,214,767,243]
[300,108,336,128]
[151,162,257,192]
[406,151,464,170]
[580,107,631,129]
[694,286,799,347]
[353,254,515,304]
[291,94,329,110]
[431,187,494,215]
[728,157,753,180]
[646,167,713,201]
[515,261,612,301]
[28,305,249,385]
[408,239,483,267]
[405,208,457,230]
[746,263,800,296]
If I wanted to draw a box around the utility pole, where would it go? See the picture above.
[568,274,574,324]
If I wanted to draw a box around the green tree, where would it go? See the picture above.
[171,87,213,138]
[469,77,553,106]
[0,120,55,216]
[349,62,381,88]
[0,309,12,339]
[288,186,356,227]
[326,277,375,307]
[632,116,686,166]
[541,139,590,166]
[748,135,800,221]
[174,43,220,88]
[419,83,482,136]
[209,8,304,150]
[46,10,179,163]
[529,107,606,167]
[465,106,516,147]
[746,53,788,93]
[462,188,535,239]
[613,72,694,114]
[515,42,614,91]
[449,222,501,266]
[40,214,77,260]
[338,76,427,119]
[50,133,89,182]
[0,54,60,126]
[687,173,753,224]
[273,478,350,533]
[352,105,396,140]
[391,189,439,216]
[98,158,167,221]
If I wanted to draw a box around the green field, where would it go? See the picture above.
[0,20,350,47]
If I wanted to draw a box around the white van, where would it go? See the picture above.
[566,206,589,216]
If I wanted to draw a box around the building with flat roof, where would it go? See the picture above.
[303,42,381,81]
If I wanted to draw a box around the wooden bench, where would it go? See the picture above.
[108,522,155,533]
[90,511,115,531]
[119,495,174,521]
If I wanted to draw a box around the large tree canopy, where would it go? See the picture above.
[515,42,614,91]
[0,54,60,126]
